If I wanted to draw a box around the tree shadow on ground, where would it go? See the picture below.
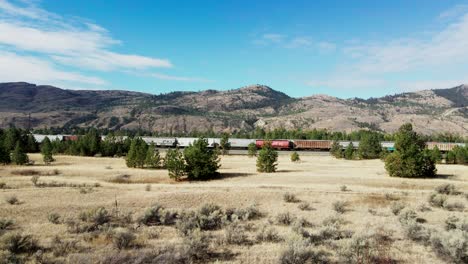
[218,172,256,179]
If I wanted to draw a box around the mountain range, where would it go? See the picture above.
[0,82,467,136]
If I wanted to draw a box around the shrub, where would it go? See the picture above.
[256,225,281,243]
[340,185,349,192]
[391,202,406,215]
[276,212,296,226]
[430,229,467,263]
[145,184,151,192]
[402,221,430,242]
[384,193,400,201]
[40,137,54,165]
[340,228,395,264]
[256,142,278,173]
[398,209,417,225]
[183,229,211,261]
[445,215,462,231]
[5,196,19,205]
[11,142,29,165]
[279,235,330,264]
[330,140,342,158]
[108,174,131,184]
[224,222,249,245]
[176,204,225,235]
[344,143,355,160]
[428,193,447,207]
[417,203,432,212]
[247,143,257,157]
[139,204,177,226]
[81,207,111,226]
[357,132,382,159]
[332,201,349,214]
[290,151,300,162]
[183,138,220,180]
[145,143,161,168]
[0,233,39,254]
[298,202,311,211]
[228,204,262,221]
[47,212,61,224]
[283,193,300,203]
[50,236,80,257]
[0,219,14,232]
[385,123,436,178]
[435,183,459,195]
[443,201,465,211]
[112,228,136,250]
[165,148,186,181]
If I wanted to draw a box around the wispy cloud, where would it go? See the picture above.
[438,4,468,19]
[0,0,174,87]
[151,73,212,83]
[253,33,335,52]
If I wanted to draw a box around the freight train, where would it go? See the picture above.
[32,135,466,152]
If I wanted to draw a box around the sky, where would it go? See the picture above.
[1,0,468,98]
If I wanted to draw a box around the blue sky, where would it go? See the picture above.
[1,0,468,98]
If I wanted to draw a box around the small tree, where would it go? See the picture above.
[183,138,220,180]
[290,151,300,162]
[26,134,38,153]
[385,123,436,178]
[431,145,442,164]
[0,142,11,164]
[357,133,382,159]
[330,140,342,158]
[451,145,467,164]
[344,143,355,160]
[41,137,54,165]
[11,142,29,165]
[219,133,231,155]
[257,142,278,173]
[166,148,185,181]
[248,143,257,157]
[145,143,161,168]
[126,138,148,168]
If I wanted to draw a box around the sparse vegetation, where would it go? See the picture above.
[298,201,311,211]
[5,196,19,205]
[247,142,257,157]
[283,192,300,203]
[333,201,349,214]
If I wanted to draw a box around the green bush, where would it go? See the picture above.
[357,133,382,159]
[290,151,300,162]
[11,142,28,165]
[165,148,185,181]
[385,123,436,178]
[40,137,54,165]
[247,143,257,157]
[256,142,278,173]
[183,138,220,180]
[344,143,355,160]
[144,143,161,168]
[330,140,342,158]
[112,228,136,249]
[1,233,39,254]
[138,204,177,226]
[126,137,148,168]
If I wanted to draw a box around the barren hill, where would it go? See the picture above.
[0,82,467,135]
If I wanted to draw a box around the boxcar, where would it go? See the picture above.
[293,140,332,150]
[142,137,177,147]
[256,140,291,150]
[33,134,64,143]
[175,137,198,147]
[426,142,465,152]
[381,141,395,151]
[228,138,255,149]
[339,141,360,149]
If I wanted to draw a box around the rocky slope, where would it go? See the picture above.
[0,82,467,135]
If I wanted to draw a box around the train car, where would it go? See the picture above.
[255,140,292,150]
[175,137,198,147]
[381,141,395,151]
[142,137,177,147]
[293,140,332,150]
[63,135,78,141]
[338,141,360,149]
[228,138,256,149]
[33,134,64,143]
[206,138,221,148]
[426,142,465,152]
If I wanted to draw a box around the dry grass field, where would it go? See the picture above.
[0,153,467,263]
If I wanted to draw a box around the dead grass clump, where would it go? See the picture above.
[176,204,225,235]
[256,225,281,243]
[401,220,430,243]
[276,212,296,226]
[145,184,151,192]
[5,195,19,205]
[47,212,61,224]
[435,183,459,195]
[0,219,14,232]
[340,185,349,192]
[32,176,100,189]
[183,229,211,261]
[224,222,249,245]
[384,193,400,201]
[428,193,447,208]
[298,202,312,211]
[0,182,9,189]
[353,194,393,208]
[430,229,467,263]
[108,174,132,184]
[50,236,81,257]
[398,209,417,225]
[112,228,137,250]
[0,233,40,254]
[339,227,395,264]
[443,201,465,212]
[66,207,112,234]
[11,169,40,176]
[138,204,178,226]
[279,235,331,264]
[332,201,350,214]
[417,203,432,212]
[283,192,300,203]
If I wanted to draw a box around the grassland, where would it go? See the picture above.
[0,153,467,263]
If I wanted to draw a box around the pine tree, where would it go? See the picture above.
[0,140,11,164]
[344,143,355,160]
[166,148,185,181]
[126,138,148,168]
[248,143,257,157]
[431,145,442,164]
[145,143,161,168]
[357,133,382,159]
[385,123,436,178]
[41,137,54,165]
[3,128,21,151]
[26,134,38,153]
[330,140,342,158]
[183,138,220,180]
[11,142,29,165]
[219,133,230,155]
[256,142,278,173]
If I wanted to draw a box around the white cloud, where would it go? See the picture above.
[286,37,313,48]
[306,78,385,89]
[438,4,468,19]
[262,33,285,43]
[151,73,212,83]
[0,51,106,85]
[317,41,336,53]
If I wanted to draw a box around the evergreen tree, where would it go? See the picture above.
[26,134,38,153]
[126,138,148,168]
[219,133,230,155]
[385,123,436,178]
[256,142,278,173]
[3,128,21,151]
[247,143,257,157]
[290,151,300,162]
[41,137,54,165]
[357,133,382,159]
[452,145,468,164]
[0,139,11,164]
[166,148,185,181]
[183,138,220,180]
[145,143,161,168]
[344,143,355,160]
[330,140,342,158]
[11,142,29,165]
[431,145,442,164]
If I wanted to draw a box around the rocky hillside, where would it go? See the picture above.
[0,82,467,135]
